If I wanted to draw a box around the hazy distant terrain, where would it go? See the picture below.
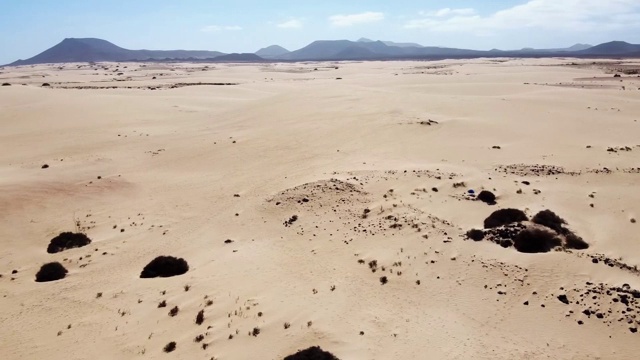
[7,38,640,66]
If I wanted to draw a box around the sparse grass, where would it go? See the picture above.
[284,322,291,329]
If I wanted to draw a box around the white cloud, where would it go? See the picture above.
[201,25,243,32]
[406,0,640,33]
[277,19,303,29]
[329,11,384,27]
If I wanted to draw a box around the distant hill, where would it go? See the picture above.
[212,53,264,62]
[9,38,225,66]
[576,41,640,55]
[518,43,592,53]
[5,38,640,66]
[255,45,290,58]
[358,38,424,48]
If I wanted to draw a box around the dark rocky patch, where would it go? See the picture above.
[35,262,68,282]
[47,232,92,253]
[140,256,189,278]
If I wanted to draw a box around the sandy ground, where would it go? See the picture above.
[1,58,640,360]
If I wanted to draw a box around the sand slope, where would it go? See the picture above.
[1,59,640,359]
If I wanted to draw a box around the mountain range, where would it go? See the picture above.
[6,38,640,66]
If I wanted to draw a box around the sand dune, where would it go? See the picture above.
[1,58,640,359]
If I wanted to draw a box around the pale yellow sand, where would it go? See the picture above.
[1,59,640,359]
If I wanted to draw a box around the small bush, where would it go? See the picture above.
[252,327,260,336]
[484,208,528,228]
[47,232,92,253]
[195,310,204,325]
[42,83,51,87]
[531,210,567,233]
[380,276,388,285]
[35,262,68,282]
[140,256,189,278]
[284,346,340,360]
[194,334,204,342]
[565,232,589,250]
[163,342,176,353]
[466,229,485,241]
[1,83,10,86]
[513,228,561,253]
[477,191,496,205]
[169,306,179,317]
[158,300,167,308]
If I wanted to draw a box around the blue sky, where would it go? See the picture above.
[1,0,639,64]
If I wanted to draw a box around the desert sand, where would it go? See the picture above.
[1,58,640,359]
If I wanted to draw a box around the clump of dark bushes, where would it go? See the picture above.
[513,228,561,253]
[35,262,68,282]
[163,342,176,353]
[477,191,496,205]
[531,210,566,233]
[284,346,340,360]
[140,256,189,278]
[47,232,92,253]
[195,310,205,325]
[466,229,485,241]
[565,232,589,250]
[484,208,528,228]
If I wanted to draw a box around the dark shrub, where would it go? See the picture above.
[466,229,485,241]
[477,191,496,205]
[35,262,68,282]
[565,232,589,250]
[484,208,528,228]
[47,232,92,253]
[284,346,340,360]
[41,164,49,169]
[42,83,51,87]
[169,306,179,317]
[140,256,188,278]
[531,210,566,233]
[1,83,10,86]
[163,342,176,353]
[380,276,388,285]
[513,228,561,253]
[195,310,204,325]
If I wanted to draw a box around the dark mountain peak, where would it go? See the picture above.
[255,45,290,57]
[8,38,224,66]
